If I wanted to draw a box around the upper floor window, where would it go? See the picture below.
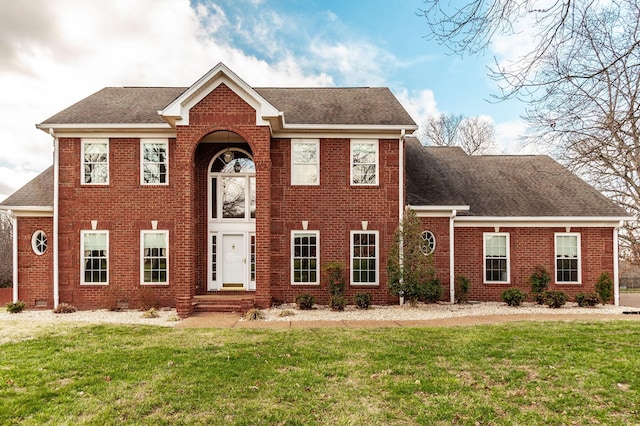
[555,233,581,283]
[82,139,109,185]
[141,230,168,285]
[291,139,319,185]
[484,233,509,283]
[141,140,168,185]
[351,140,378,185]
[209,149,256,221]
[81,230,108,285]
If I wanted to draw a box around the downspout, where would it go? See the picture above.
[50,128,60,308]
[614,221,621,306]
[11,210,18,302]
[398,130,405,304]
[449,210,456,304]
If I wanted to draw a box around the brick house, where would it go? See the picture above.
[0,63,630,316]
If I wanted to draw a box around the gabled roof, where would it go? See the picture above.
[0,166,53,209]
[405,137,629,218]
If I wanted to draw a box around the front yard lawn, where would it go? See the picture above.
[1,321,639,425]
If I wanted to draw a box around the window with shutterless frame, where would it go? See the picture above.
[141,230,169,285]
[351,230,379,285]
[555,233,581,283]
[81,230,108,285]
[350,140,378,185]
[291,139,319,185]
[81,139,109,185]
[291,231,319,284]
[483,233,510,283]
[141,139,169,185]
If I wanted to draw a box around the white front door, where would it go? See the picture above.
[222,234,245,289]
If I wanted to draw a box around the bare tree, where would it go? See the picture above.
[420,0,640,263]
[0,211,12,286]
[417,113,495,155]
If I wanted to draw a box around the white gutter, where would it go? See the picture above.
[449,210,457,303]
[50,128,60,308]
[10,210,18,302]
[614,222,621,306]
[399,129,405,223]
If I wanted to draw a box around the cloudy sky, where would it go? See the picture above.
[0,0,535,200]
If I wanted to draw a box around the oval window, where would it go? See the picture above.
[420,231,436,255]
[32,230,48,255]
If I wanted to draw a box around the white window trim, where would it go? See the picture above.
[350,230,379,286]
[291,230,320,285]
[140,230,169,285]
[80,230,109,286]
[350,139,379,186]
[140,139,169,186]
[421,230,436,256]
[554,232,582,284]
[291,139,320,186]
[81,139,109,185]
[483,232,510,284]
[31,230,48,255]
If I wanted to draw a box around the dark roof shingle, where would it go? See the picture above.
[0,166,54,208]
[405,137,628,217]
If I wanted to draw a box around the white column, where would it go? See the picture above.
[449,210,456,303]
[11,211,18,302]
[613,224,620,306]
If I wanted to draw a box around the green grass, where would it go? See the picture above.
[1,322,640,425]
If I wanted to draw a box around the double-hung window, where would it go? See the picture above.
[82,139,109,185]
[484,233,509,283]
[141,139,169,185]
[141,231,168,285]
[291,139,319,185]
[351,140,378,185]
[81,230,108,284]
[351,231,379,285]
[555,233,581,283]
[291,231,319,284]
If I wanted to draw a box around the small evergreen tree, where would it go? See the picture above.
[325,262,346,311]
[529,265,551,304]
[387,208,439,304]
[595,272,614,305]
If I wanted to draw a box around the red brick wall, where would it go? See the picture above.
[452,226,615,301]
[16,217,54,308]
[419,217,453,301]
[269,138,401,306]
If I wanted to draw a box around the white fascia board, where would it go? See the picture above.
[0,207,54,217]
[273,125,418,140]
[160,63,281,127]
[410,205,470,218]
[36,123,173,136]
[279,124,418,132]
[454,216,633,228]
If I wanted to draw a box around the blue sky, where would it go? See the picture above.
[0,0,533,200]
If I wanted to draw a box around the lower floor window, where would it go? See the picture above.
[484,233,509,283]
[142,231,168,284]
[292,231,319,284]
[81,231,108,284]
[351,231,378,285]
[555,233,580,283]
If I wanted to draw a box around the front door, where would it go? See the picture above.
[222,234,245,289]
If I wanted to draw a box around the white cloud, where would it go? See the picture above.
[394,88,439,127]
[494,119,547,155]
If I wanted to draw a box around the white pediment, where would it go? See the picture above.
[159,62,282,128]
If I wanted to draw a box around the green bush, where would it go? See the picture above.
[575,292,599,307]
[420,278,442,303]
[295,293,315,310]
[529,265,551,304]
[501,288,526,307]
[455,275,471,304]
[328,295,347,311]
[6,300,26,313]
[325,262,346,311]
[354,292,372,309]
[544,290,568,308]
[595,272,613,305]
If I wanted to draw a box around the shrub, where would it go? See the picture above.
[575,292,599,307]
[244,308,264,321]
[137,287,161,311]
[354,292,372,309]
[325,262,346,311]
[529,265,551,304]
[595,272,614,305]
[141,308,160,318]
[54,302,77,314]
[295,293,315,310]
[420,278,442,303]
[455,275,471,304]
[501,288,526,307]
[544,290,568,308]
[6,300,26,313]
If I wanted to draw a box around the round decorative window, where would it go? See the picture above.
[31,230,48,255]
[420,231,436,255]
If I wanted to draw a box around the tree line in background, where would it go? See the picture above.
[420,0,640,264]
[0,211,12,286]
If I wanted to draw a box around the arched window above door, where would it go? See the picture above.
[210,149,255,173]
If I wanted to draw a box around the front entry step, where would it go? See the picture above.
[192,294,255,313]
